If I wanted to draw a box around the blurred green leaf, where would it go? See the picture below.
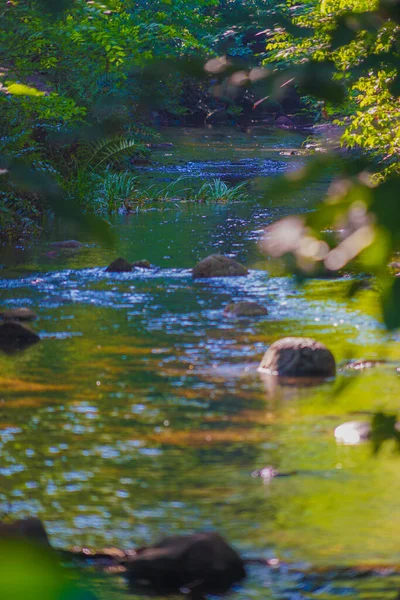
[370,411,400,454]
[382,277,400,330]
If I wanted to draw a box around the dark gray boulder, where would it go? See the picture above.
[106,258,133,273]
[258,337,336,379]
[193,255,248,279]
[0,307,37,322]
[125,532,246,594]
[224,301,268,317]
[0,518,50,546]
[0,321,40,350]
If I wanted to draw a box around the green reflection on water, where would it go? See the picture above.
[0,128,400,599]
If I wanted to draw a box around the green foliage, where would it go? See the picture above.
[92,169,138,214]
[0,0,227,241]
[0,541,96,600]
[262,0,400,170]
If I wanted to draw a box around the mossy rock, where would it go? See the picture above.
[193,254,248,279]
[106,258,133,273]
[224,301,268,317]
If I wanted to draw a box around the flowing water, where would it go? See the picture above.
[1,128,400,599]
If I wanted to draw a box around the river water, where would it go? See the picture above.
[1,128,400,599]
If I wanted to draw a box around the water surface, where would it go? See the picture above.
[1,128,400,599]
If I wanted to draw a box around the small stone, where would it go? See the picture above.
[193,254,248,279]
[224,301,268,317]
[132,260,152,269]
[50,240,84,249]
[276,115,294,129]
[345,359,385,371]
[106,258,132,273]
[125,532,246,594]
[0,307,37,322]
[0,321,40,350]
[258,337,336,378]
[334,421,371,445]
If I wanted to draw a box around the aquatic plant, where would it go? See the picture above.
[192,179,249,204]
[93,169,138,214]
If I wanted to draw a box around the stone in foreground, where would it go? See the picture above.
[0,321,40,350]
[126,532,246,594]
[106,258,133,273]
[224,301,268,317]
[0,518,50,546]
[258,337,336,378]
[0,307,37,321]
[193,254,248,279]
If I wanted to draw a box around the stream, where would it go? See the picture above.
[1,127,400,599]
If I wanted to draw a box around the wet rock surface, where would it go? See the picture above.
[224,301,268,317]
[344,359,387,371]
[258,337,336,379]
[126,532,246,594]
[0,321,40,350]
[106,258,133,273]
[0,307,37,321]
[193,254,248,279]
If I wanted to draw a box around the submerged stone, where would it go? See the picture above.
[344,359,386,371]
[276,115,294,129]
[0,321,40,350]
[258,337,336,379]
[132,260,152,269]
[50,240,84,249]
[106,258,133,273]
[0,307,37,322]
[125,532,246,594]
[224,301,268,317]
[193,254,248,279]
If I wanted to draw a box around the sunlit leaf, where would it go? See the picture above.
[6,83,45,97]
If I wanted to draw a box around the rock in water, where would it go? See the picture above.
[0,321,40,350]
[132,260,152,269]
[224,301,268,317]
[193,255,248,279]
[0,518,50,546]
[50,240,83,249]
[258,337,336,379]
[0,307,37,322]
[106,258,133,273]
[275,115,294,129]
[126,532,246,594]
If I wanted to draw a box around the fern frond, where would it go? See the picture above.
[84,137,144,171]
